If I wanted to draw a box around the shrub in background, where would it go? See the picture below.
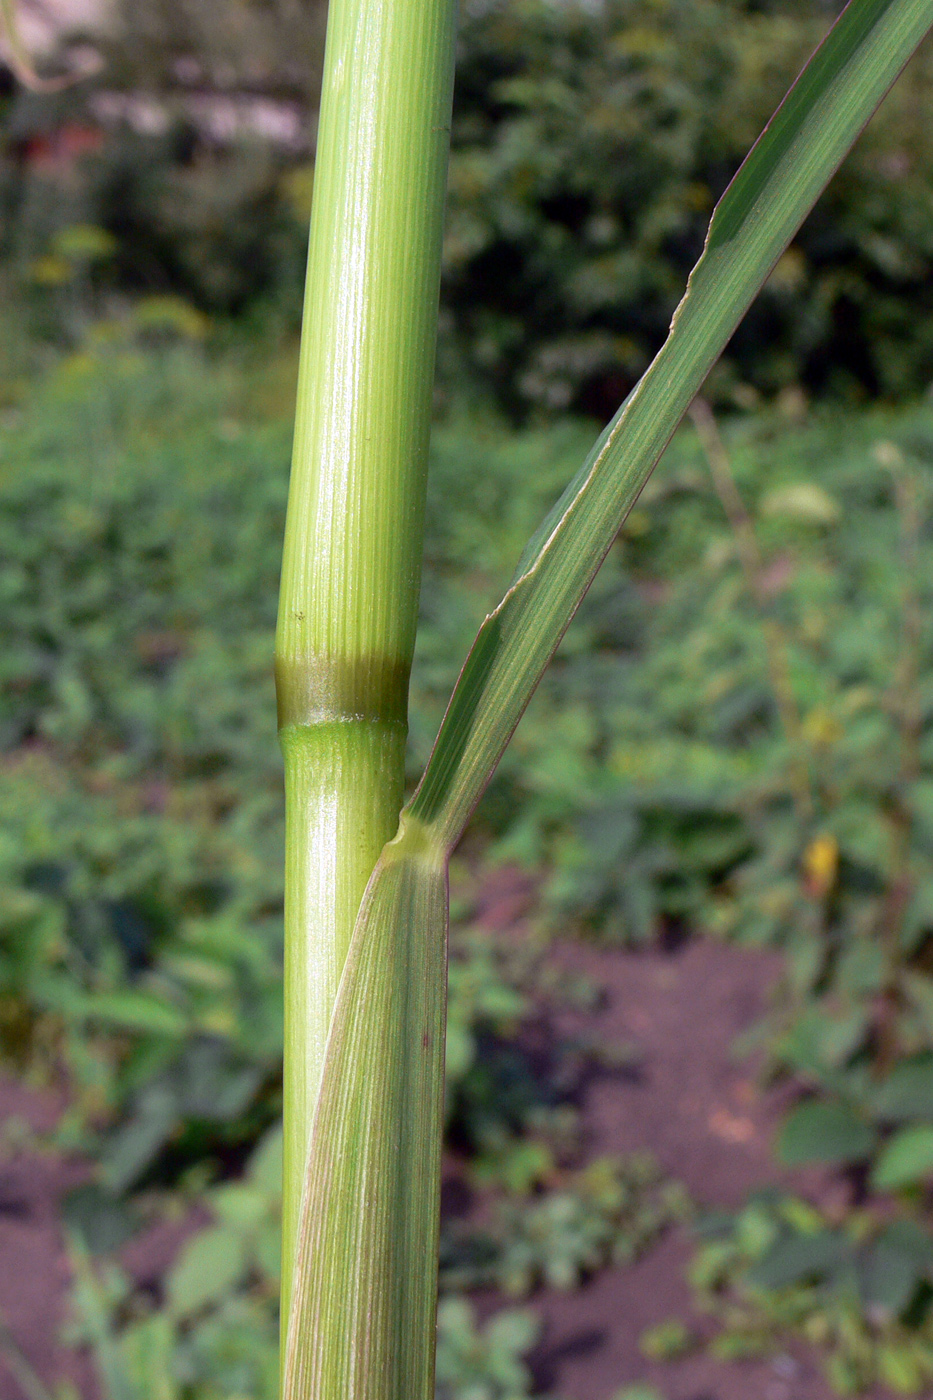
[4,0,933,407]
[442,0,933,414]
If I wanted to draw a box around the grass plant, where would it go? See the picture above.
[4,0,922,1392]
[276,1,933,1395]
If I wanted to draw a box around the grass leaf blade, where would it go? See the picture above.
[409,0,933,851]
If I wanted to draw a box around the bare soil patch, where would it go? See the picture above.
[525,937,882,1400]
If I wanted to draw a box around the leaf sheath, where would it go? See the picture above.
[284,821,448,1400]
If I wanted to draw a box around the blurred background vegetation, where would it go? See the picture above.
[4,0,933,407]
[5,1,933,1397]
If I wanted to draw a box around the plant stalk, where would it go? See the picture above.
[275,0,456,1339]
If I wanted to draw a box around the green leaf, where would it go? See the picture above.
[871,1125,933,1191]
[776,1003,871,1076]
[73,990,187,1037]
[209,1183,268,1231]
[747,1230,850,1291]
[63,1185,137,1256]
[254,1218,282,1285]
[165,1224,249,1320]
[120,1315,179,1400]
[283,818,448,1400]
[859,1221,933,1314]
[435,1298,539,1398]
[98,1086,178,1194]
[408,0,933,854]
[877,1344,927,1393]
[246,1124,283,1199]
[777,1100,876,1166]
[873,1056,933,1122]
[639,1319,695,1360]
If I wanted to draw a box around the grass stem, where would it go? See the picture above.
[274,0,457,1342]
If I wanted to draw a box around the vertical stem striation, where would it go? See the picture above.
[275,0,457,1336]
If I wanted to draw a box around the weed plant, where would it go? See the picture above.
[692,1193,933,1393]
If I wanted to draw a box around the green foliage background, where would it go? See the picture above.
[443,0,933,413]
[4,0,933,402]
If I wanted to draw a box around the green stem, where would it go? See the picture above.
[279,721,404,1328]
[275,0,456,1340]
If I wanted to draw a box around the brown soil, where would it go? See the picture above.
[0,1074,94,1400]
[525,937,858,1400]
[0,935,891,1400]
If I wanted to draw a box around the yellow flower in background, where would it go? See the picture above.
[803,833,839,898]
